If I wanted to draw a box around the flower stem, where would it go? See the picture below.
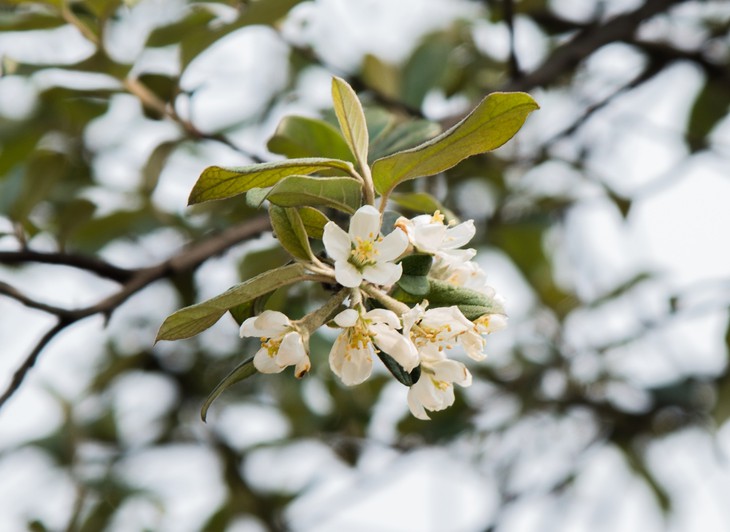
[361,284,410,314]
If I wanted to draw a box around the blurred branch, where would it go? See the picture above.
[0,249,135,282]
[502,0,521,81]
[0,215,271,410]
[500,0,688,92]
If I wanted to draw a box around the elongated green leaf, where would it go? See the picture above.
[331,77,369,168]
[377,352,420,386]
[201,357,257,422]
[156,263,308,342]
[188,158,355,205]
[269,205,313,260]
[266,176,362,213]
[369,119,442,162]
[267,115,354,162]
[297,207,330,239]
[372,92,539,195]
[392,279,505,320]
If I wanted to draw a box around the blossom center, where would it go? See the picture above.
[261,337,282,357]
[349,235,380,268]
[410,324,455,352]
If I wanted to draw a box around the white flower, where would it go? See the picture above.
[402,303,473,359]
[407,351,472,420]
[240,311,310,377]
[329,307,419,386]
[323,205,408,288]
[396,211,475,258]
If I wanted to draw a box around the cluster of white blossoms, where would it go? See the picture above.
[240,205,507,420]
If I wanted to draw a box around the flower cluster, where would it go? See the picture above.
[241,205,507,420]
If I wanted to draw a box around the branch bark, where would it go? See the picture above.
[0,215,270,409]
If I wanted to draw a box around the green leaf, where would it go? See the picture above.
[687,79,730,152]
[372,92,539,195]
[389,192,455,220]
[377,352,420,386]
[200,357,257,422]
[400,253,433,276]
[396,254,433,297]
[156,263,309,342]
[331,76,369,169]
[369,119,442,161]
[188,158,355,205]
[269,205,313,260]
[266,175,362,214]
[267,115,354,163]
[397,275,430,297]
[392,279,505,320]
[297,207,330,239]
[401,36,452,108]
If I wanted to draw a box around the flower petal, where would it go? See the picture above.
[294,356,311,378]
[412,223,446,253]
[432,359,472,387]
[371,325,419,371]
[362,261,402,286]
[375,229,408,261]
[407,387,431,420]
[348,205,381,241]
[277,331,307,366]
[340,345,373,386]
[442,220,475,249]
[334,260,363,288]
[364,308,401,329]
[253,348,285,374]
[334,308,359,328]
[460,329,486,361]
[254,311,291,336]
[323,221,352,262]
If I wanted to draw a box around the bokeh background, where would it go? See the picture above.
[1,0,729,530]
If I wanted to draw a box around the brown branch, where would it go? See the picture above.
[500,0,688,92]
[0,215,271,409]
[0,250,135,282]
[0,281,71,316]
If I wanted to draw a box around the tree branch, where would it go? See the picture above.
[0,215,271,410]
[0,250,135,282]
[500,0,688,92]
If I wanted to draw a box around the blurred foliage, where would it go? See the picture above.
[0,0,729,530]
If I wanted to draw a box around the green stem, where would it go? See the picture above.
[298,289,348,332]
[361,284,410,314]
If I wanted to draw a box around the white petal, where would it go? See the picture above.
[432,359,472,386]
[412,223,446,253]
[421,306,471,335]
[334,308,359,328]
[364,308,401,329]
[375,229,408,261]
[407,387,431,420]
[239,316,260,338]
[362,261,402,286]
[442,220,475,249]
[348,205,381,241]
[328,334,348,378]
[478,314,508,334]
[323,221,352,262]
[460,330,486,361]
[372,326,420,371]
[334,260,363,287]
[294,356,311,378]
[340,345,373,386]
[253,348,285,374]
[253,311,291,336]
[277,331,307,366]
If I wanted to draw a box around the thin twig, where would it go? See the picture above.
[0,215,271,409]
[0,250,135,282]
[0,281,71,316]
